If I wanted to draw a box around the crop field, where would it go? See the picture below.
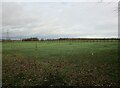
[2,41,120,87]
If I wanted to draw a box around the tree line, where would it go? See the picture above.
[2,37,120,42]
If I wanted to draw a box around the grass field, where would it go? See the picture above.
[2,41,120,86]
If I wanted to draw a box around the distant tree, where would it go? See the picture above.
[41,38,44,41]
[22,37,39,41]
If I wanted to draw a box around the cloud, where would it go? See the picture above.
[1,2,118,39]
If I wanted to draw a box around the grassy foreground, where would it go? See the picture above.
[2,41,120,86]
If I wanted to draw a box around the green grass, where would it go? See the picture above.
[2,41,120,86]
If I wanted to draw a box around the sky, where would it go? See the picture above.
[1,0,119,39]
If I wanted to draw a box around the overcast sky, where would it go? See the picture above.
[1,1,118,39]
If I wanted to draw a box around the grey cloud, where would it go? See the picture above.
[2,2,118,39]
